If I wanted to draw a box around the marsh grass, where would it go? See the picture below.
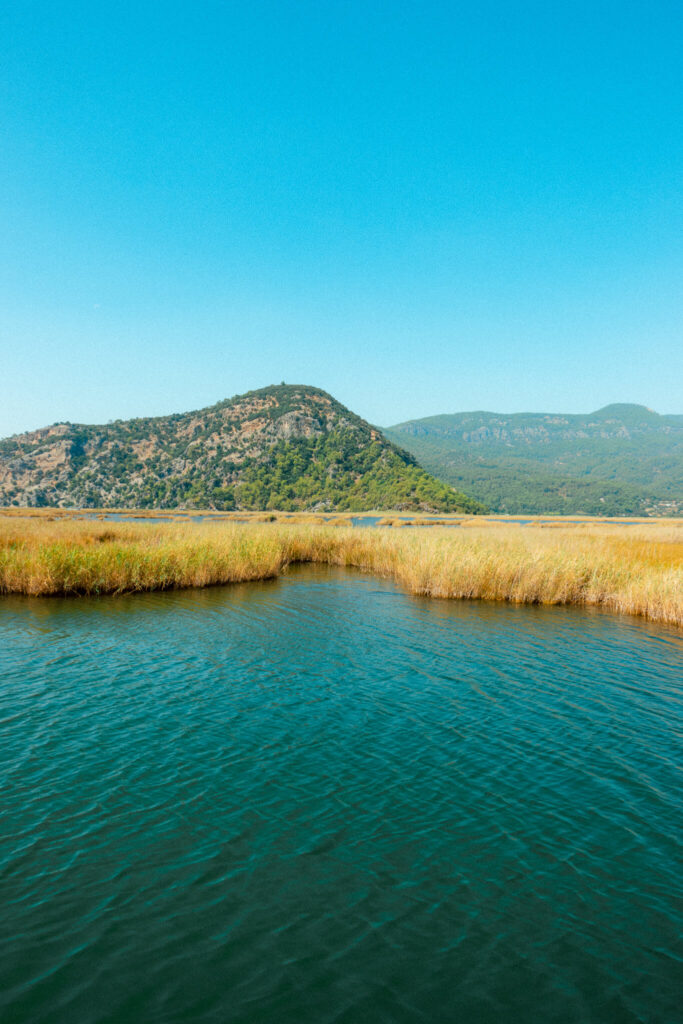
[0,519,286,597]
[0,516,681,627]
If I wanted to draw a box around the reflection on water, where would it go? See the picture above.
[1,566,681,1024]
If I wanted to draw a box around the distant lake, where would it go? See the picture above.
[1,567,681,1024]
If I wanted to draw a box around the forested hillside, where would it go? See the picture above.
[0,384,485,513]
[385,404,683,516]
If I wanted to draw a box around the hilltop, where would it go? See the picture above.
[0,384,484,513]
[385,404,683,516]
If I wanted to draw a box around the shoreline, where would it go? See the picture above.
[1,516,681,628]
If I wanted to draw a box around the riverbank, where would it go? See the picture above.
[1,516,681,626]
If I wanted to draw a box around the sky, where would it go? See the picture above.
[1,0,682,437]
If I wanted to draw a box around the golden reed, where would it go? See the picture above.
[0,516,681,627]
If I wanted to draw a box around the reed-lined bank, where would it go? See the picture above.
[0,516,681,626]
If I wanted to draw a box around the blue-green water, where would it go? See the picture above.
[1,566,681,1024]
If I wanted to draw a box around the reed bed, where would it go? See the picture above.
[0,519,286,596]
[0,517,681,627]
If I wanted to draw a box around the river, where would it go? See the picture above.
[1,566,681,1023]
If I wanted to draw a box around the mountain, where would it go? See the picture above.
[385,404,683,516]
[0,384,485,513]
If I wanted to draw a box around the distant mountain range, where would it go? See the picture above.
[0,385,484,513]
[385,404,683,516]
[3,392,679,516]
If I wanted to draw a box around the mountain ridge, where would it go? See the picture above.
[385,403,683,516]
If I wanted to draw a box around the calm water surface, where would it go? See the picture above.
[1,566,681,1024]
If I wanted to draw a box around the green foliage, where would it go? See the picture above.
[230,431,483,512]
[385,405,683,516]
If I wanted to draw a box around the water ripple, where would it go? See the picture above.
[0,565,681,1023]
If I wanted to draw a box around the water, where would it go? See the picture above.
[91,514,656,528]
[1,567,681,1024]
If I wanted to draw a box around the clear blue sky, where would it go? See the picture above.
[1,0,681,437]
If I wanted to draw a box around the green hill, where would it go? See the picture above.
[385,404,683,516]
[0,384,485,513]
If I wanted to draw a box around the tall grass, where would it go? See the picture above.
[0,517,681,627]
[0,519,286,596]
